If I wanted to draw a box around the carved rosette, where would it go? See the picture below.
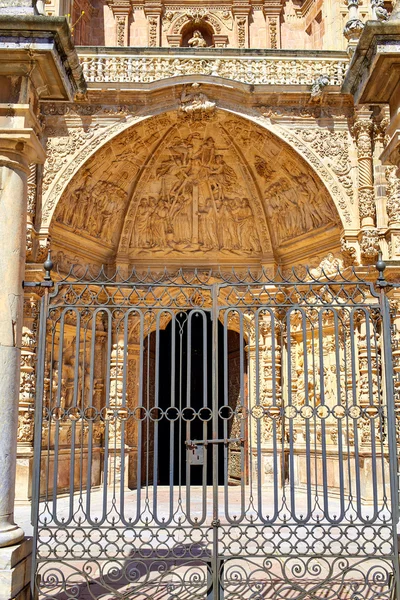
[353,113,375,227]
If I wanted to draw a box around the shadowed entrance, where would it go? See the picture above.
[143,312,246,486]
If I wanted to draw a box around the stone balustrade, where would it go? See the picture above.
[78,49,349,86]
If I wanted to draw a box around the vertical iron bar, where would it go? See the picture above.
[380,289,400,598]
[211,284,220,600]
[30,290,49,598]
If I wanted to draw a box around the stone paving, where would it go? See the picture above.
[15,487,396,599]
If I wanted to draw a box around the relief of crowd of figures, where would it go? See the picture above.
[51,112,341,255]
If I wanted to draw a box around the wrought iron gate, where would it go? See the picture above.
[32,265,400,599]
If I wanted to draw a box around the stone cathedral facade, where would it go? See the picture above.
[13,0,400,500]
[0,0,400,598]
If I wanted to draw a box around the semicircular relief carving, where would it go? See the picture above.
[51,110,341,267]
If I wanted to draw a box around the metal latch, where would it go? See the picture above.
[188,445,204,465]
[185,438,244,449]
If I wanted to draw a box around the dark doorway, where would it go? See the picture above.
[142,311,246,486]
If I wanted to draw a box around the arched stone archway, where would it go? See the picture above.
[47,107,346,271]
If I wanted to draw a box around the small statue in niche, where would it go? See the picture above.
[188,30,208,47]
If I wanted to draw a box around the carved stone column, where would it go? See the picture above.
[0,108,46,548]
[263,1,283,49]
[354,109,375,228]
[232,3,251,48]
[144,2,162,47]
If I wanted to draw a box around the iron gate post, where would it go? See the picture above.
[377,257,400,599]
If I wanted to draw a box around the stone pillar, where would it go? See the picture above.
[0,14,85,597]
[0,118,45,547]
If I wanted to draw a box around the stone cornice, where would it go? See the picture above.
[342,19,400,103]
[0,15,86,99]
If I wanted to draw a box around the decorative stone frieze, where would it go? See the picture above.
[79,52,349,86]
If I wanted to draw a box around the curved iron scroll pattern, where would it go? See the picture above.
[33,267,399,599]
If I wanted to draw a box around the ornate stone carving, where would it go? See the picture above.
[17,412,34,443]
[360,228,380,260]
[43,126,99,195]
[309,253,344,278]
[352,111,376,225]
[148,16,158,46]
[343,17,364,41]
[116,15,126,46]
[236,16,247,48]
[18,297,39,446]
[358,188,376,219]
[294,129,354,201]
[130,132,261,254]
[79,54,348,86]
[386,166,400,225]
[341,237,358,266]
[255,155,338,243]
[309,74,330,104]
[269,18,277,49]
[371,0,388,21]
[188,30,207,47]
[180,83,216,115]
[27,163,37,222]
[170,10,222,34]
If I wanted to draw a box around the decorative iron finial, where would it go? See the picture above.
[43,249,53,282]
[376,251,387,287]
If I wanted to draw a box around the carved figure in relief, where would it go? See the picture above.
[56,178,126,244]
[234,198,262,252]
[264,173,337,243]
[187,30,208,47]
[131,131,261,254]
[180,83,216,114]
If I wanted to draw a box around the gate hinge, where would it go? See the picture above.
[23,251,54,289]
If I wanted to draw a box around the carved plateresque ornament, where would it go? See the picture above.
[293,129,354,202]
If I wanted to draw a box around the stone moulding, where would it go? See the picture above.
[79,52,349,87]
